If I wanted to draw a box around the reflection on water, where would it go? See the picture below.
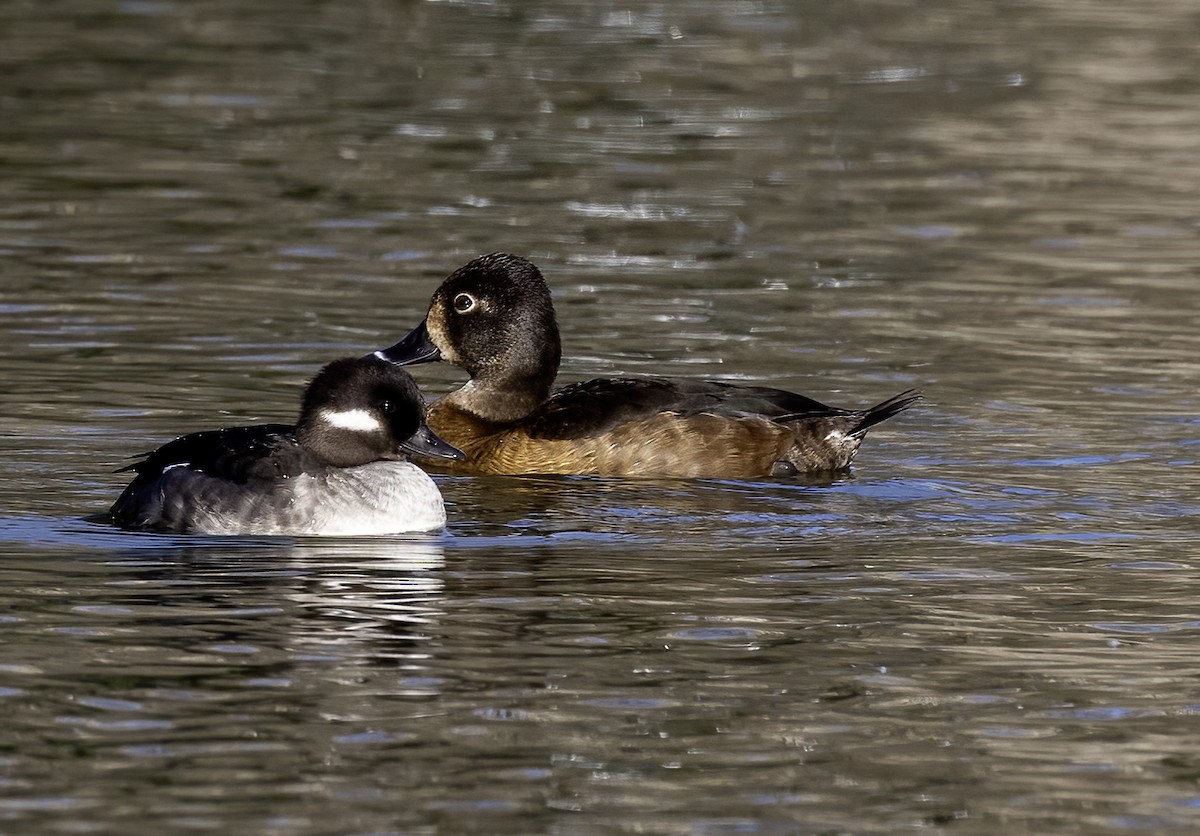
[3,0,1200,831]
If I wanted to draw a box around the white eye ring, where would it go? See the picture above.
[453,292,477,314]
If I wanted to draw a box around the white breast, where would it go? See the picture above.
[294,461,448,536]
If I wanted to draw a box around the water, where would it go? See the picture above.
[3,0,1200,831]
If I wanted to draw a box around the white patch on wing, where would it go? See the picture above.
[321,408,383,433]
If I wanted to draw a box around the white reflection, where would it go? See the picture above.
[284,537,445,617]
[280,537,448,697]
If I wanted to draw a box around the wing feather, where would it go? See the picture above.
[525,378,845,441]
[117,423,302,485]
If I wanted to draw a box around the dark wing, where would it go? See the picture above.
[117,423,303,485]
[525,377,846,441]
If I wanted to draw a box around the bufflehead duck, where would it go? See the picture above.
[373,252,920,479]
[110,356,464,535]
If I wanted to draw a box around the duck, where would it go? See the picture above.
[374,252,920,479]
[110,356,464,535]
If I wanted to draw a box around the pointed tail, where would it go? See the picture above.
[851,389,922,437]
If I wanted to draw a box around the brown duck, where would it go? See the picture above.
[374,253,920,479]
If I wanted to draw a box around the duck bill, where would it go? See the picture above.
[374,320,442,366]
[401,423,466,461]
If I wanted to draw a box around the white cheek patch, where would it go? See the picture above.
[321,408,384,434]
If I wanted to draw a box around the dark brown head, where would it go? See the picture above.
[375,253,563,420]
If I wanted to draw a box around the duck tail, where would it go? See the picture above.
[850,389,922,437]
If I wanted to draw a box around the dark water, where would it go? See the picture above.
[3,0,1200,832]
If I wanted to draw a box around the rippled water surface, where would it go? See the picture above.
[3,0,1200,832]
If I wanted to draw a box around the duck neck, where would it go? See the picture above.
[445,369,554,425]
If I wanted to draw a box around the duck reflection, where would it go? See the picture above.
[84,533,450,681]
[436,470,854,543]
[282,537,446,669]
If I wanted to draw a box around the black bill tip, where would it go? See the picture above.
[372,319,442,366]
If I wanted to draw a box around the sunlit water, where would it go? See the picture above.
[3,0,1200,832]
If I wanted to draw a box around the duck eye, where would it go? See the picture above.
[453,292,477,314]
[380,400,395,414]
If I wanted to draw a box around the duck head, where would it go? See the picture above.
[375,253,562,422]
[297,356,464,467]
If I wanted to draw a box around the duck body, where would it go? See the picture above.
[377,253,919,480]
[111,357,462,535]
[112,426,449,535]
[423,378,916,478]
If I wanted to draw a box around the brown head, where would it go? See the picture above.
[375,253,563,423]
